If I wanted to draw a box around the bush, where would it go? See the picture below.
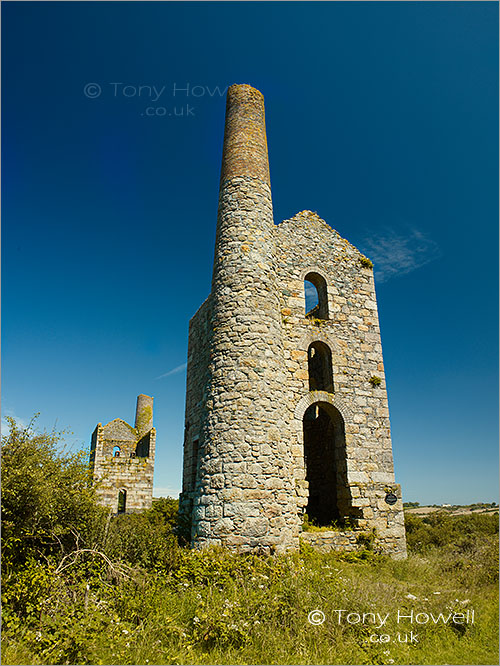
[405,510,499,553]
[405,511,499,587]
[104,505,180,572]
[1,416,107,573]
[150,496,179,530]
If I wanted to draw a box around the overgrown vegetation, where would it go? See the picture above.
[2,417,499,665]
[301,513,357,532]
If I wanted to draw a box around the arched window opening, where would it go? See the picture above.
[302,403,350,526]
[117,489,127,514]
[304,272,329,319]
[113,445,121,457]
[304,280,319,315]
[308,342,334,393]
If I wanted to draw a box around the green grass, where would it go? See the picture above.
[2,517,498,665]
[4,417,497,664]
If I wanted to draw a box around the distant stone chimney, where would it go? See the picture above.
[135,394,154,437]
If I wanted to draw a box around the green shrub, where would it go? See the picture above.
[356,529,376,550]
[405,511,499,587]
[150,496,179,529]
[105,509,180,572]
[1,416,107,574]
[405,511,499,553]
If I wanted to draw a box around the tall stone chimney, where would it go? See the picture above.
[218,84,270,187]
[180,84,298,552]
[212,84,273,289]
[135,394,153,437]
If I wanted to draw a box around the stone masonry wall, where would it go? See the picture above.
[181,85,406,558]
[301,530,363,553]
[274,210,406,557]
[181,297,213,507]
[90,396,156,513]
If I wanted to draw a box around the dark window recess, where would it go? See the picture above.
[117,489,127,514]
[308,341,334,393]
[136,433,150,458]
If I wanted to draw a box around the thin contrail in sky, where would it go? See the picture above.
[155,363,187,380]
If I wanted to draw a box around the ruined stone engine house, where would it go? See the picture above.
[90,394,155,514]
[180,84,406,557]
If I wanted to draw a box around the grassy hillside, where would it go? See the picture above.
[2,418,498,665]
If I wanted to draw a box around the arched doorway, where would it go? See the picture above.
[302,402,348,526]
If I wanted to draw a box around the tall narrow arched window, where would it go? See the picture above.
[113,445,121,457]
[117,489,127,514]
[304,272,329,319]
[308,341,334,392]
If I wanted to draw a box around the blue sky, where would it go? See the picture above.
[2,1,498,504]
